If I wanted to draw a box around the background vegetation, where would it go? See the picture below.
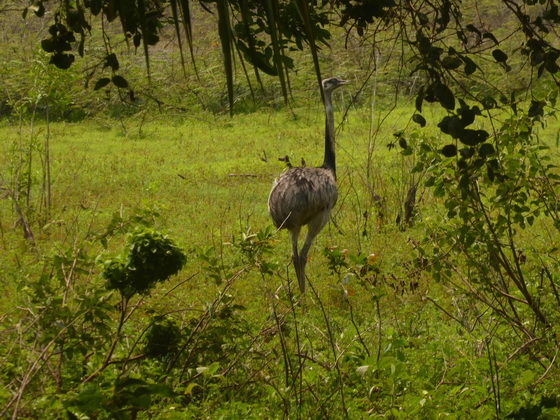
[1,0,559,418]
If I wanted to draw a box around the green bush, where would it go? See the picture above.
[101,228,187,299]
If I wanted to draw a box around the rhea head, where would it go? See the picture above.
[322,77,350,94]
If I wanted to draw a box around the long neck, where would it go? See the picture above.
[322,90,336,178]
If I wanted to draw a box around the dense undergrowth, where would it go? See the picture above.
[1,0,560,418]
[1,105,559,419]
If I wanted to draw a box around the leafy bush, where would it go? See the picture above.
[100,228,187,298]
[144,318,182,359]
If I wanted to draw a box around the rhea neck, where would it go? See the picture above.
[321,90,336,179]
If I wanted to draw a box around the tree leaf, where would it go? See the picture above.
[412,114,426,127]
[78,35,85,57]
[482,96,498,110]
[237,41,277,75]
[466,24,481,36]
[459,108,476,127]
[94,78,111,90]
[41,38,55,53]
[483,32,498,44]
[544,60,559,74]
[34,1,45,17]
[415,86,425,112]
[459,147,475,159]
[487,164,495,182]
[438,115,463,138]
[492,49,508,63]
[528,100,545,117]
[442,56,462,70]
[90,0,102,16]
[105,53,119,71]
[435,83,455,110]
[459,129,489,146]
[49,53,74,69]
[462,56,477,75]
[112,75,129,89]
[479,143,495,157]
[441,144,457,157]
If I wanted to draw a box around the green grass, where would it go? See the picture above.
[2,2,560,416]
[1,101,559,418]
[0,100,417,253]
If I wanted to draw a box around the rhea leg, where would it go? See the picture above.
[289,227,305,292]
[297,211,331,293]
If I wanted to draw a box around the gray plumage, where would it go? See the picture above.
[268,77,349,293]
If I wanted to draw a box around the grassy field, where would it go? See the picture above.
[0,102,419,308]
[1,96,559,418]
[1,1,560,417]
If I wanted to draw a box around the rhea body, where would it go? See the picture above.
[268,77,349,293]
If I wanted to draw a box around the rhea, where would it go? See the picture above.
[268,77,349,293]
